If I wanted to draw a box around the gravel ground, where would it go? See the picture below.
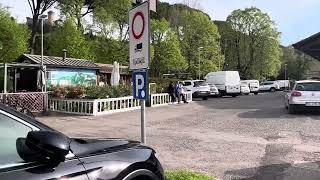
[38,92,320,180]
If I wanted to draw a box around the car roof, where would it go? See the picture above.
[184,80,204,82]
[296,80,320,83]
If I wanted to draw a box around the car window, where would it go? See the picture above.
[295,83,320,91]
[0,113,33,168]
[184,82,192,86]
[194,81,206,87]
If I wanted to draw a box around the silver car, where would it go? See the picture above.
[208,83,220,97]
[285,80,320,114]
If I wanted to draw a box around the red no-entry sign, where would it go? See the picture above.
[129,2,149,70]
[132,11,145,40]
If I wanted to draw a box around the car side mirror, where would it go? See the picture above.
[18,131,70,166]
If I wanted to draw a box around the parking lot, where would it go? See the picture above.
[38,92,320,180]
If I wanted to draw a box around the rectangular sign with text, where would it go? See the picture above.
[129,2,149,70]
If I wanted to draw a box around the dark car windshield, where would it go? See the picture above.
[295,83,320,91]
[194,81,206,87]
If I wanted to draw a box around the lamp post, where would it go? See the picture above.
[198,47,203,80]
[39,14,47,92]
[284,63,287,80]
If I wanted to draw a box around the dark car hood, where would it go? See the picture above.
[70,138,142,157]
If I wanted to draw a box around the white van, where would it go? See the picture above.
[241,80,260,95]
[276,80,290,90]
[205,71,241,97]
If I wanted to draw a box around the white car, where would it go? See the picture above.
[183,80,210,100]
[208,83,220,97]
[241,84,250,95]
[285,80,320,114]
[242,80,259,95]
[259,81,280,92]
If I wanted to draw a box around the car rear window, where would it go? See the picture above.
[184,82,192,86]
[194,81,206,87]
[295,83,320,91]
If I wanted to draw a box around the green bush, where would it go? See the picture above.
[49,85,132,99]
[165,170,214,180]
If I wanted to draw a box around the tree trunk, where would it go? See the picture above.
[30,16,39,54]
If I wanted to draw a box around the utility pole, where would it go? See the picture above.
[198,47,203,80]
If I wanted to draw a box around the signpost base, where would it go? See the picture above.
[141,100,146,144]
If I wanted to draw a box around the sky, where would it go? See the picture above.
[1,0,320,46]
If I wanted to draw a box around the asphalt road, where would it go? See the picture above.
[39,92,320,180]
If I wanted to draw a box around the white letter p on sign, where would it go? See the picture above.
[136,74,145,98]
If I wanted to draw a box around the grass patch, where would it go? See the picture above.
[165,170,214,180]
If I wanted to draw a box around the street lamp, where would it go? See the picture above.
[198,47,203,80]
[284,63,287,80]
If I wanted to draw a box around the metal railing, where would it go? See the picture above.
[150,92,192,107]
[48,96,141,116]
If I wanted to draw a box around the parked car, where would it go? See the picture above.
[285,80,320,114]
[183,80,210,100]
[241,83,250,95]
[205,71,241,97]
[276,80,290,90]
[0,104,164,180]
[208,83,220,97]
[241,80,259,95]
[259,81,280,92]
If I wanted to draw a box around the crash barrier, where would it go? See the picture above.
[150,92,192,107]
[0,92,48,112]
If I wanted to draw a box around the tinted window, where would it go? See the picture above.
[194,81,206,87]
[0,113,32,168]
[184,82,192,86]
[295,83,320,91]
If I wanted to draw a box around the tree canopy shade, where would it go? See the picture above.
[150,18,187,77]
[0,7,30,63]
[47,19,94,60]
[27,0,56,54]
[221,7,282,80]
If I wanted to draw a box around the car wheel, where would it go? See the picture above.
[202,96,208,100]
[246,93,250,95]
[288,104,296,114]
[270,87,276,92]
[254,92,258,95]
[232,95,237,98]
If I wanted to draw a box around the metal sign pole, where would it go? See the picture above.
[141,99,146,144]
[130,1,150,145]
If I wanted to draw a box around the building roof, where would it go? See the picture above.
[17,54,100,69]
[293,32,320,60]
[96,63,130,75]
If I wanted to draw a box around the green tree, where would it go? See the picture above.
[91,37,129,65]
[279,46,311,80]
[58,0,94,30]
[47,19,94,60]
[0,7,29,62]
[223,7,282,80]
[150,18,187,77]
[178,11,224,78]
[94,0,132,41]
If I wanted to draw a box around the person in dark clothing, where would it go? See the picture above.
[168,82,176,103]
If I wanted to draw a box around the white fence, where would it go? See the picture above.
[49,92,192,116]
[150,92,192,107]
[48,96,141,116]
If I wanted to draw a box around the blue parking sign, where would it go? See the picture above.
[133,70,148,100]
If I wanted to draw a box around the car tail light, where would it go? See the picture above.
[291,91,302,97]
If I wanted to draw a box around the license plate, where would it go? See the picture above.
[306,102,320,107]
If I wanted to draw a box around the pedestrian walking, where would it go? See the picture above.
[168,82,176,103]
[175,81,181,103]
